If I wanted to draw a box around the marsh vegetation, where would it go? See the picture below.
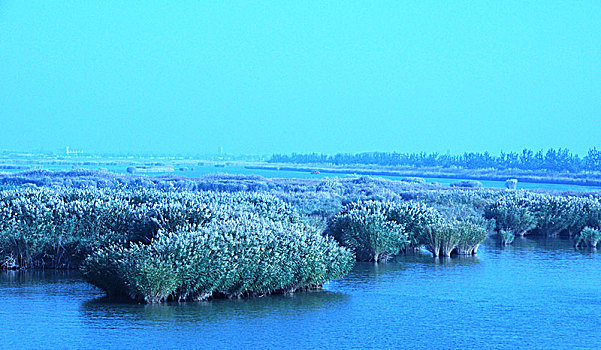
[1,170,601,302]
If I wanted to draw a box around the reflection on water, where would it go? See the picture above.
[81,290,349,326]
[1,237,601,349]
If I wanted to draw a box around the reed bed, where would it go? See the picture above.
[2,171,601,302]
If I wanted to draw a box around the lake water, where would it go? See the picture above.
[2,237,600,349]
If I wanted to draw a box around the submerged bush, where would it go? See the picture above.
[81,215,354,303]
[574,227,601,249]
[485,192,601,239]
[329,200,488,260]
[455,222,487,255]
[386,201,442,250]
[498,229,515,245]
[328,201,409,262]
[419,222,461,258]
[485,195,537,237]
[531,195,579,237]
[418,221,487,257]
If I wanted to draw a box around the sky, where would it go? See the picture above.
[1,1,600,156]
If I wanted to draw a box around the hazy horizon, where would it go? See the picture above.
[1,1,600,156]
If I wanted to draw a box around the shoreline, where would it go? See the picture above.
[246,164,601,188]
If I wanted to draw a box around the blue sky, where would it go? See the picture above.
[1,1,600,155]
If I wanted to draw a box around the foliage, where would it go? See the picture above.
[418,222,461,258]
[498,230,515,245]
[485,192,601,238]
[386,201,442,249]
[0,187,301,269]
[455,222,488,255]
[417,220,487,257]
[530,195,579,237]
[450,180,483,188]
[327,201,409,262]
[81,215,354,303]
[269,147,599,172]
[484,194,537,236]
[574,227,601,249]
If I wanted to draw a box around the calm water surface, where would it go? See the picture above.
[1,237,600,349]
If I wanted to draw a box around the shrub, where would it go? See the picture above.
[450,180,483,188]
[574,227,601,249]
[400,177,426,185]
[564,197,601,236]
[419,222,461,257]
[505,179,518,190]
[328,201,408,262]
[498,229,515,245]
[386,201,442,250]
[455,222,488,255]
[485,196,537,237]
[530,195,575,237]
[0,187,303,269]
[81,216,354,303]
[418,221,487,257]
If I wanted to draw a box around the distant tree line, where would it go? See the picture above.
[269,148,601,172]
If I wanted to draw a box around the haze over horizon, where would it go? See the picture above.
[1,1,600,156]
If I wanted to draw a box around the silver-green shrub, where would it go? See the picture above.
[574,227,601,248]
[386,201,442,250]
[0,187,302,269]
[328,201,408,262]
[418,220,487,257]
[485,194,537,237]
[419,222,461,257]
[455,222,488,255]
[81,214,354,303]
[499,230,515,245]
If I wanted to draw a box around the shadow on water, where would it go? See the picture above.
[79,289,350,326]
[335,252,482,291]
[0,269,80,284]
[486,234,600,258]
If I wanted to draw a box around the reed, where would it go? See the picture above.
[498,230,515,245]
[574,227,601,249]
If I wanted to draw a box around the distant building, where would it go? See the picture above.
[65,146,84,155]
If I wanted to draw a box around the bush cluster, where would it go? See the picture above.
[0,188,296,269]
[0,187,354,302]
[575,227,601,249]
[485,191,601,244]
[327,201,409,262]
[81,215,353,303]
[418,221,487,257]
[328,200,486,259]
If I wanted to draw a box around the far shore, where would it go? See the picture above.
[246,163,601,188]
[2,152,601,189]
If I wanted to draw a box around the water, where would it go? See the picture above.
[1,237,600,349]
